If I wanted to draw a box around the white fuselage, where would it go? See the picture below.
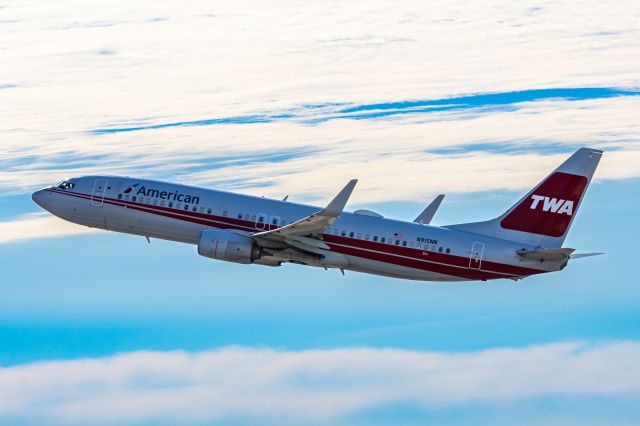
[32,176,558,282]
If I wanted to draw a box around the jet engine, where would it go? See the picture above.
[197,229,261,264]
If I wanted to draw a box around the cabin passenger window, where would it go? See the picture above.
[438,247,443,253]
[199,206,204,213]
[373,236,378,242]
[349,232,354,238]
[341,231,346,237]
[272,218,278,225]
[446,248,451,254]
[251,215,256,221]
[193,206,198,212]
[238,213,243,219]
[169,202,173,208]
[258,216,264,223]
[357,233,362,239]
[381,237,386,243]
[208,208,212,214]
[402,241,407,247]
[184,204,189,211]
[118,194,122,199]
[160,200,165,207]
[223,210,228,217]
[395,240,400,245]
[365,234,369,240]
[125,195,130,200]
[132,196,136,202]
[153,199,158,206]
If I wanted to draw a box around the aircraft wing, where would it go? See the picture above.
[253,179,357,245]
[414,194,445,224]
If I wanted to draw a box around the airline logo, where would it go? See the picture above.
[500,172,588,237]
[123,183,200,204]
[529,195,574,216]
[123,183,139,194]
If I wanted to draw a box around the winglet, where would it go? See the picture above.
[322,179,358,217]
[414,194,445,224]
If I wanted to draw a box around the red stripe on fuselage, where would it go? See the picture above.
[46,188,545,280]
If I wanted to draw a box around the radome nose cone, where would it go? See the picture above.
[32,190,46,208]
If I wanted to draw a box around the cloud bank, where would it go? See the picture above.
[1,341,639,425]
[1,0,640,205]
[0,213,97,244]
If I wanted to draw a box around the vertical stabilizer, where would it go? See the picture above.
[446,148,603,247]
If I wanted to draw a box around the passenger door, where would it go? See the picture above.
[90,179,108,207]
[469,241,484,269]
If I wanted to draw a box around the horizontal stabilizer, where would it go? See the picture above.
[517,247,575,262]
[570,252,604,259]
[414,194,445,225]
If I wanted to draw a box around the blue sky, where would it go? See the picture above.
[1,0,640,425]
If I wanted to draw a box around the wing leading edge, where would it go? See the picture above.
[253,179,357,243]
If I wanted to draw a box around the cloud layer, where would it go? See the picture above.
[1,0,639,206]
[1,341,639,425]
[0,213,98,244]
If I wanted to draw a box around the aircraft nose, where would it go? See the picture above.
[32,189,48,209]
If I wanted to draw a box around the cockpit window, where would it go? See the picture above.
[56,181,75,190]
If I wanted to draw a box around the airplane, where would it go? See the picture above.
[32,147,603,282]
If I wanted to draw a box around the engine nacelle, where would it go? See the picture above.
[197,229,261,264]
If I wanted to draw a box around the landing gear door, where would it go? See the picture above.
[90,179,108,207]
[469,241,484,269]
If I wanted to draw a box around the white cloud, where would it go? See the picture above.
[0,341,639,424]
[0,213,98,244]
[0,0,639,205]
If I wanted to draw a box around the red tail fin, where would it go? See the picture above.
[446,148,602,247]
[500,172,588,237]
